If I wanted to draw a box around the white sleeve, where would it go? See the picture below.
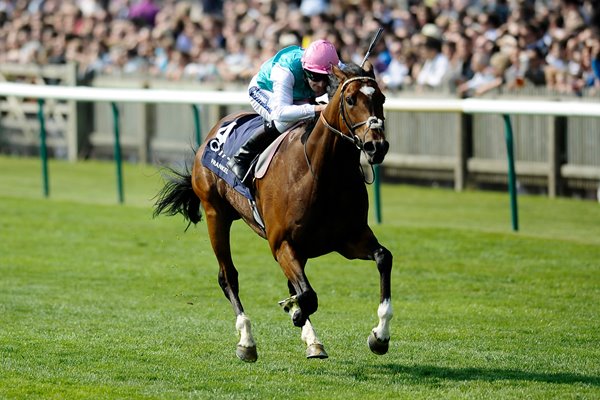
[269,65,316,123]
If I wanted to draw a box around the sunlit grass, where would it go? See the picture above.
[0,156,598,399]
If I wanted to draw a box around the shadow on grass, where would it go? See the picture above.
[377,363,600,386]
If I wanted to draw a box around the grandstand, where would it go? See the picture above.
[1,0,598,198]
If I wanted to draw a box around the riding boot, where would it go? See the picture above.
[227,121,279,184]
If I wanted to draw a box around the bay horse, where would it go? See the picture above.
[154,62,393,362]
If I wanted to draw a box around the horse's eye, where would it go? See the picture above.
[346,95,355,106]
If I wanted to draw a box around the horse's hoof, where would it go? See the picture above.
[236,345,258,363]
[306,343,328,359]
[368,331,389,355]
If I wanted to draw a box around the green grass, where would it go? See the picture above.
[0,155,599,399]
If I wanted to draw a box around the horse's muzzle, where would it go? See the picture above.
[363,140,389,165]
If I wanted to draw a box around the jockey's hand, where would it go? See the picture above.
[315,104,327,113]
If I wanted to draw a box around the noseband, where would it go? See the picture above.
[319,76,385,150]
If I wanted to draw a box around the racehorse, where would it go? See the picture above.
[153,61,393,362]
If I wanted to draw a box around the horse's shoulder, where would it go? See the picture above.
[278,119,315,148]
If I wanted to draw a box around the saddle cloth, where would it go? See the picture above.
[200,114,288,201]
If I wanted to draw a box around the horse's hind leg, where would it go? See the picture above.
[204,204,257,362]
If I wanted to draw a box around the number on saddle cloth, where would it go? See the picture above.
[201,114,264,201]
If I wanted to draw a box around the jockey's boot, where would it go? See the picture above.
[227,121,279,184]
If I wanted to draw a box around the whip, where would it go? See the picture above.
[360,28,384,68]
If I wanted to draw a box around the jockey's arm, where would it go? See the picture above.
[269,65,318,124]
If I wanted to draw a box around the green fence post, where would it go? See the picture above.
[373,164,382,224]
[37,99,49,198]
[191,104,202,147]
[502,114,519,232]
[111,102,124,204]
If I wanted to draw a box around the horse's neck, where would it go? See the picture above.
[307,109,361,180]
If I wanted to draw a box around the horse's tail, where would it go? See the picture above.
[153,165,202,229]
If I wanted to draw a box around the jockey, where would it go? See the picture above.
[227,39,340,184]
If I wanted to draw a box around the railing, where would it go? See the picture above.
[0,82,247,204]
[0,63,78,160]
[1,81,599,229]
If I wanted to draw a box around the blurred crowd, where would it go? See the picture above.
[0,0,599,97]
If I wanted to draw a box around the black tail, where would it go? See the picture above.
[153,165,202,228]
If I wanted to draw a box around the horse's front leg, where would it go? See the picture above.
[340,230,393,355]
[276,241,328,358]
[279,291,328,359]
[368,246,393,355]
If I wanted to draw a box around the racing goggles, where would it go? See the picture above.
[304,70,329,82]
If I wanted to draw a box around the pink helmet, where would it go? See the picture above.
[301,39,339,74]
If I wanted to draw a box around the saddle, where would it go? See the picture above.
[201,114,289,229]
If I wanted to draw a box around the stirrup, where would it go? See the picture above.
[249,199,265,230]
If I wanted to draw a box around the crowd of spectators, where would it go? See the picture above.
[0,0,599,97]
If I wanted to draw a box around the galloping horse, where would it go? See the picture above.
[154,61,393,362]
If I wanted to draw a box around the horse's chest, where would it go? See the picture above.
[314,185,368,225]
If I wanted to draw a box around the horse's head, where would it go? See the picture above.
[324,61,389,165]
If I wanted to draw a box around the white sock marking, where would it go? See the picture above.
[301,319,322,346]
[373,299,393,340]
[236,313,256,348]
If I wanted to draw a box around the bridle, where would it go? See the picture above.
[310,75,385,183]
[319,76,385,151]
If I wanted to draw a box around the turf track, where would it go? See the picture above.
[0,156,598,399]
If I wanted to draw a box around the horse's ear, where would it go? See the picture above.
[332,65,347,81]
[362,61,376,78]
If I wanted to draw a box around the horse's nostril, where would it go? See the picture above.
[363,141,376,153]
[364,140,389,156]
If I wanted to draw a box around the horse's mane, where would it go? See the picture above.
[301,62,369,144]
